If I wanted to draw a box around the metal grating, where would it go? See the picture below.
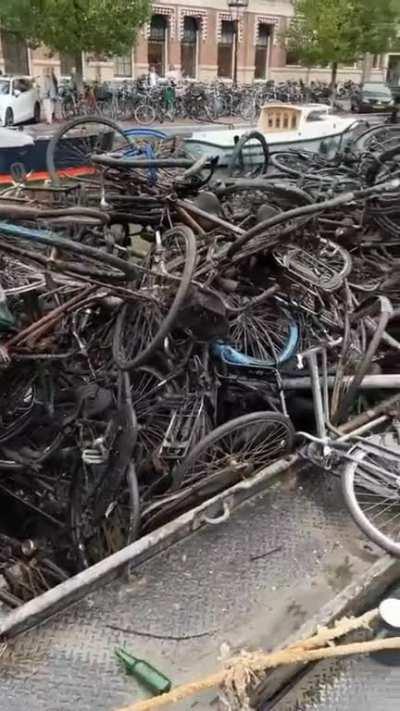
[0,467,382,711]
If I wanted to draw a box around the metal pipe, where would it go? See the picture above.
[306,350,327,440]
[282,374,400,390]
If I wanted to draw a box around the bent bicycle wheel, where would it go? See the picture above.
[228,131,269,177]
[47,116,133,185]
[113,225,196,369]
[219,296,299,366]
[342,434,400,556]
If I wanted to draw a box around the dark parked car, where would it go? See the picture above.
[351,83,394,113]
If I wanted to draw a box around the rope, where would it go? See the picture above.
[116,607,389,711]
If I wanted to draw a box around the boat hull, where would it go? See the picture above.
[0,129,115,183]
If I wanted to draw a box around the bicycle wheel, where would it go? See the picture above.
[171,411,294,491]
[351,124,400,153]
[140,411,294,531]
[217,297,299,366]
[46,116,133,185]
[270,151,310,177]
[273,238,352,292]
[228,131,269,177]
[130,366,177,478]
[342,434,400,556]
[134,103,156,126]
[113,225,196,369]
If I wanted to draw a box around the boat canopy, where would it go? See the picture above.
[257,103,332,133]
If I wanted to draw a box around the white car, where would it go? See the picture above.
[0,76,41,126]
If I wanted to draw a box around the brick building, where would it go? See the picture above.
[0,0,391,85]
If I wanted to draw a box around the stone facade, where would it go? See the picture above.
[0,0,388,85]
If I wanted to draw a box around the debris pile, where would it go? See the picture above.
[0,119,400,606]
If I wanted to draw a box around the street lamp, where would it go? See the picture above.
[227,0,249,86]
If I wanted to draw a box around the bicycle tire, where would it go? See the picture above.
[342,441,400,556]
[351,124,400,153]
[171,411,295,491]
[273,238,353,292]
[46,115,133,184]
[113,224,196,369]
[270,150,313,177]
[134,103,156,126]
[228,131,269,177]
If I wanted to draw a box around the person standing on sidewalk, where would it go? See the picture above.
[41,68,58,124]
[148,66,159,88]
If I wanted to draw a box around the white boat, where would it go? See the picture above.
[185,103,361,170]
[0,127,35,177]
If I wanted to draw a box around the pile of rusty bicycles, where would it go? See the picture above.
[1,118,400,606]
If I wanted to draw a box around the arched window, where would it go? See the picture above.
[181,17,198,79]
[148,15,167,76]
[255,24,270,80]
[218,20,234,78]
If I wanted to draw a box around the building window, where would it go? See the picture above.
[181,17,198,79]
[218,20,234,79]
[286,49,301,66]
[1,31,29,75]
[254,23,270,80]
[148,15,167,76]
[60,53,75,77]
[114,53,132,77]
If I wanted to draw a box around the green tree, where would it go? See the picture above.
[285,0,400,94]
[0,0,150,85]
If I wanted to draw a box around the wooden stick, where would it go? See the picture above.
[118,635,400,711]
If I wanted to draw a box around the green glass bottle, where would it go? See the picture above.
[115,647,172,696]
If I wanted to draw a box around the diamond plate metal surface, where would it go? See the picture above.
[272,649,400,711]
[0,467,381,711]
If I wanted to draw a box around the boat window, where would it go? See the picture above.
[306,111,325,122]
[0,80,10,95]
[268,115,273,128]
[275,115,281,128]
[291,115,297,128]
[283,114,289,128]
